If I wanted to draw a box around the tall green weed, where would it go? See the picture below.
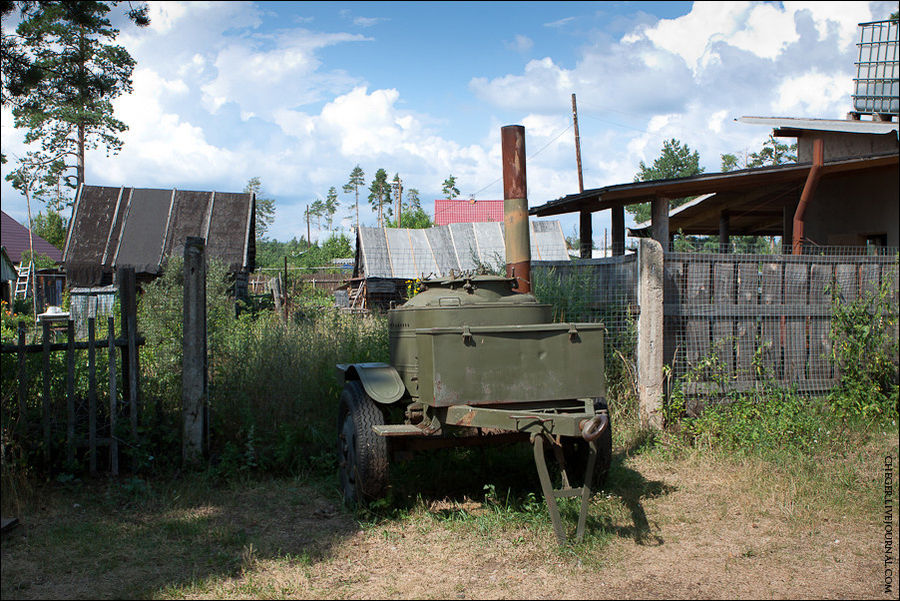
[827,277,899,420]
[137,258,388,475]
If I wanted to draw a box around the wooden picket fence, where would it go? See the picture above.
[1,269,143,475]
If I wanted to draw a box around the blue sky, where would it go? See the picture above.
[1,1,895,244]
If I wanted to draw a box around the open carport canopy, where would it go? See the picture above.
[530,152,899,236]
[64,185,255,286]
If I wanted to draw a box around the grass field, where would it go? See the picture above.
[2,416,896,600]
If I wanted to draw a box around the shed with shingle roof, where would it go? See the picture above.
[64,185,256,286]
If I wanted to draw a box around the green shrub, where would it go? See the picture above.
[682,389,827,456]
[827,277,899,420]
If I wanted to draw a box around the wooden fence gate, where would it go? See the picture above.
[1,268,143,474]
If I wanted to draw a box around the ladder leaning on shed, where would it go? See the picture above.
[14,261,32,299]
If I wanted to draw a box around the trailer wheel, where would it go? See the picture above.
[564,402,612,488]
[338,381,389,506]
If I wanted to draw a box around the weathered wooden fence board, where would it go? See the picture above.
[663,252,898,396]
[2,271,143,474]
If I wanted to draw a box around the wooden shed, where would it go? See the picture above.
[64,185,256,287]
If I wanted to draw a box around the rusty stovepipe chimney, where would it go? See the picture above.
[502,125,531,293]
[792,138,824,255]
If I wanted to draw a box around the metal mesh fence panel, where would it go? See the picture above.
[532,256,640,409]
[663,246,899,398]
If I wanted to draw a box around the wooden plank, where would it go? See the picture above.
[119,267,140,439]
[859,262,879,297]
[1,517,20,534]
[662,256,687,377]
[808,262,834,382]
[683,377,840,396]
[66,320,75,466]
[712,261,735,377]
[0,336,144,354]
[784,262,808,382]
[735,262,758,379]
[88,317,97,476]
[685,259,711,370]
[17,324,26,432]
[42,321,51,464]
[108,316,119,476]
[759,261,781,380]
[834,263,858,302]
[663,304,834,318]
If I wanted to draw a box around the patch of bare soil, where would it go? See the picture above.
[2,451,894,600]
[194,454,894,599]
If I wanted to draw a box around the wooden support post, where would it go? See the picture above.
[42,320,51,464]
[182,237,207,466]
[782,203,794,254]
[66,320,75,466]
[88,317,97,475]
[579,210,592,259]
[269,274,284,318]
[108,316,119,476]
[719,209,730,253]
[637,238,664,430]
[651,197,670,252]
[118,267,140,439]
[17,324,26,433]
[611,206,625,256]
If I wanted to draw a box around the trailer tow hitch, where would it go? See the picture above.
[531,432,598,545]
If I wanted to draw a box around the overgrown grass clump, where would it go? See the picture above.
[138,258,388,477]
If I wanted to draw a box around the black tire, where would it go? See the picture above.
[563,401,612,488]
[337,381,389,506]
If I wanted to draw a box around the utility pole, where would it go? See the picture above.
[572,93,584,194]
[572,93,591,259]
[306,205,311,248]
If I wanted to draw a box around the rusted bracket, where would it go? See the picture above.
[532,432,597,545]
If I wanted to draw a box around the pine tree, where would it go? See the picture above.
[8,1,148,206]
[628,139,704,223]
[244,176,276,241]
[368,168,389,227]
[442,175,460,199]
[342,165,365,231]
[324,186,339,231]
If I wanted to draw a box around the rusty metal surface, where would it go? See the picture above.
[793,138,825,254]
[502,125,531,293]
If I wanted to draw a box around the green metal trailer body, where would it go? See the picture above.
[415,322,605,407]
[337,275,611,544]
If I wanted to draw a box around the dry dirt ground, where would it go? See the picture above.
[2,447,897,600]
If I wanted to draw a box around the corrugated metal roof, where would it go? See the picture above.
[1,210,64,264]
[64,185,255,286]
[433,199,503,226]
[355,220,569,279]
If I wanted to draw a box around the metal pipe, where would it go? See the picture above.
[502,125,531,293]
[792,138,824,254]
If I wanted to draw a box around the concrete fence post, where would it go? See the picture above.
[183,236,207,466]
[637,237,664,429]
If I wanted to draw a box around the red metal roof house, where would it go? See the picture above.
[433,199,503,226]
